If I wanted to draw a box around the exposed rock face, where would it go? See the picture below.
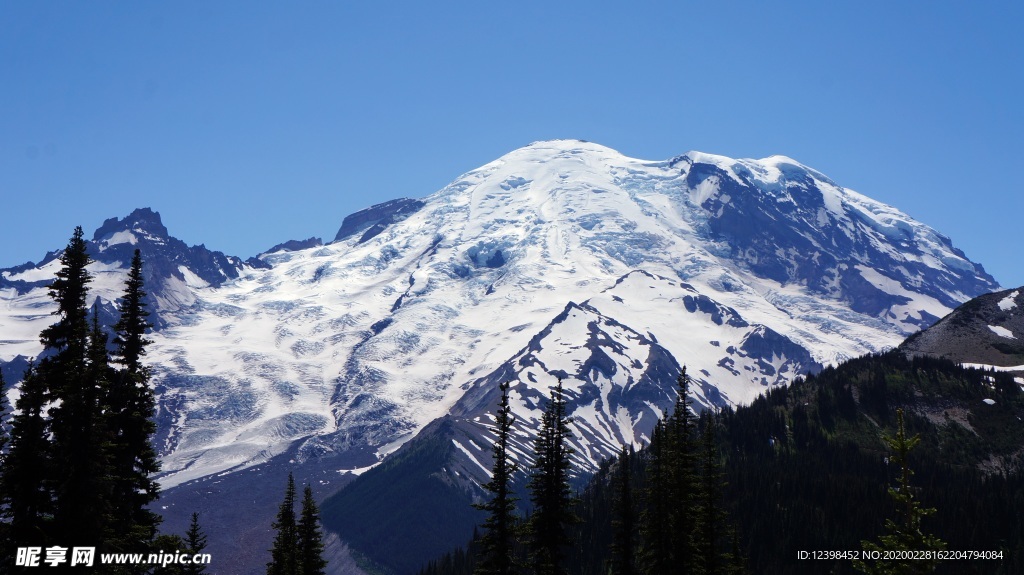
[332,198,425,244]
[902,287,1024,368]
[682,156,995,322]
[260,237,324,255]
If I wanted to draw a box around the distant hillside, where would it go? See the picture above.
[902,286,1024,370]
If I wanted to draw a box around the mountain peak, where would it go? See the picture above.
[92,207,169,246]
[522,138,607,149]
[501,139,631,161]
[83,207,252,308]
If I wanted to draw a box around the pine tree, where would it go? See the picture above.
[39,226,92,360]
[527,379,579,575]
[640,370,700,575]
[151,534,188,575]
[640,419,673,575]
[75,307,116,542]
[473,380,519,575]
[854,409,946,575]
[667,368,699,574]
[108,249,161,550]
[149,514,207,575]
[608,445,637,575]
[0,229,167,569]
[0,369,7,487]
[693,413,729,575]
[112,250,152,375]
[268,473,299,575]
[1,362,52,551]
[0,369,11,559]
[183,512,209,575]
[0,369,7,459]
[37,227,104,546]
[297,485,327,575]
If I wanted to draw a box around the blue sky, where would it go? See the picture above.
[2,2,1022,287]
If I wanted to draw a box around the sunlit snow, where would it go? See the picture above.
[0,139,998,487]
[988,325,1016,340]
[999,291,1019,311]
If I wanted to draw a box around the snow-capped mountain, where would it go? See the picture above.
[0,208,256,382]
[0,140,1000,573]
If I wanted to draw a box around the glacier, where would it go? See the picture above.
[1,140,1000,483]
[0,139,1000,573]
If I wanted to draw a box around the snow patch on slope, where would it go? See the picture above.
[988,325,1017,340]
[999,291,1019,311]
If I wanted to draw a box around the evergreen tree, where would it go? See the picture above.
[608,445,637,575]
[473,381,519,575]
[0,370,11,560]
[667,369,699,574]
[640,419,673,575]
[268,473,299,575]
[0,362,51,549]
[854,408,946,575]
[151,534,189,575]
[527,379,579,575]
[183,512,209,575]
[78,307,116,541]
[112,250,152,375]
[640,370,700,575]
[297,485,327,575]
[149,514,207,575]
[0,229,166,571]
[0,369,7,459]
[108,249,161,550]
[38,226,107,546]
[693,414,729,575]
[39,226,92,360]
[0,368,7,492]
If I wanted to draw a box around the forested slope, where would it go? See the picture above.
[423,352,1024,575]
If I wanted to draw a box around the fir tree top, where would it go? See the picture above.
[40,225,92,355]
[113,249,152,374]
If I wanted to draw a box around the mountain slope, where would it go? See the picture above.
[902,286,1024,370]
[0,140,1001,574]
[418,351,1024,575]
[0,208,256,379]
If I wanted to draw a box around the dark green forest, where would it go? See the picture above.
[422,353,1024,575]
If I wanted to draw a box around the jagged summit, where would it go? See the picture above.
[92,207,170,245]
[85,208,253,298]
[0,208,260,354]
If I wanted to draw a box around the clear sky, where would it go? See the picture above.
[2,2,1022,288]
